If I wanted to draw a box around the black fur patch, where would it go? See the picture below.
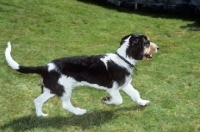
[41,71,65,97]
[52,55,115,88]
[17,66,47,74]
[121,34,150,60]
[106,60,130,86]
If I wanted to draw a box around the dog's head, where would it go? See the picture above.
[120,34,159,60]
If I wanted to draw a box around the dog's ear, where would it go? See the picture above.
[120,34,132,46]
[126,34,149,60]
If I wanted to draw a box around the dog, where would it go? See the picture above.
[5,34,159,117]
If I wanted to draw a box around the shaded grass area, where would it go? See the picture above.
[0,0,200,132]
[1,110,115,131]
[78,0,200,31]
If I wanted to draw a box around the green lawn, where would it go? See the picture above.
[0,0,200,131]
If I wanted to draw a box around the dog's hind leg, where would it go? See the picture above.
[60,90,87,115]
[101,89,123,105]
[122,83,150,106]
[58,75,87,115]
[34,87,55,117]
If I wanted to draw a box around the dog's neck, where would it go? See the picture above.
[116,42,137,67]
[115,52,134,67]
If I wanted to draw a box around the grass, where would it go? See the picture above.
[0,0,200,131]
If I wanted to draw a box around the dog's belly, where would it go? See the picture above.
[74,76,132,90]
[75,81,113,90]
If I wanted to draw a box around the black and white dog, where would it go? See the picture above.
[5,34,159,117]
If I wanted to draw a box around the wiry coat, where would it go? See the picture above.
[5,34,159,116]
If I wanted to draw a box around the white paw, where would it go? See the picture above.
[36,113,48,117]
[74,108,87,115]
[137,99,150,106]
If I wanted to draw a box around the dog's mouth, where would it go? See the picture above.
[144,54,152,60]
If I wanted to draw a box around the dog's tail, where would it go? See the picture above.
[5,42,46,75]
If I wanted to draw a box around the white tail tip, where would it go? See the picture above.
[6,42,11,53]
[5,42,20,70]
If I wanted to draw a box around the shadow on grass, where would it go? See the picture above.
[1,110,114,131]
[180,20,200,31]
[0,105,147,131]
[77,0,200,31]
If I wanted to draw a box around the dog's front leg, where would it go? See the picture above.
[101,89,123,105]
[122,83,150,106]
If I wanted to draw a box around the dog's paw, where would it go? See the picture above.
[74,108,87,115]
[101,96,111,104]
[37,113,48,117]
[137,99,150,106]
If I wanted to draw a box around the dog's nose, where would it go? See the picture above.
[157,47,159,50]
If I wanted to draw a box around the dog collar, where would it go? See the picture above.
[115,52,134,68]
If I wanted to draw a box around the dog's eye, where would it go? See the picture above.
[144,41,150,47]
